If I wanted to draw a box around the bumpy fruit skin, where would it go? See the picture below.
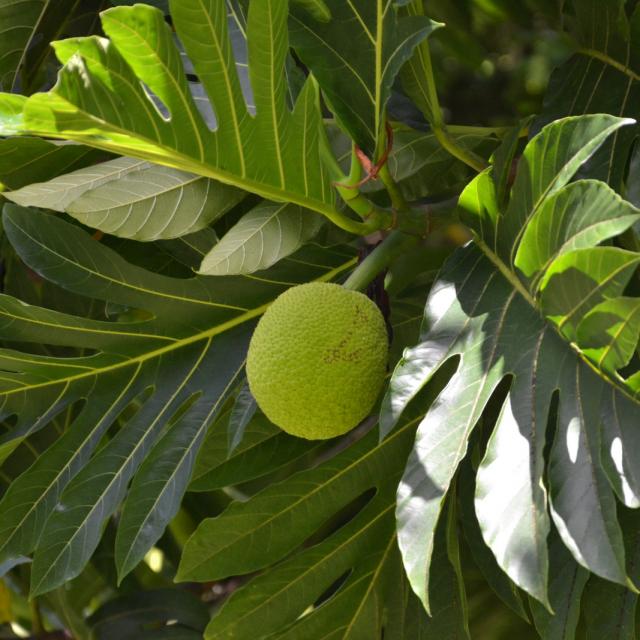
[246,282,388,440]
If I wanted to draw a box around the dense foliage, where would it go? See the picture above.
[1,0,639,638]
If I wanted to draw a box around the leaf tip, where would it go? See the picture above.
[626,576,640,594]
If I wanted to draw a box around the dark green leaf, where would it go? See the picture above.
[529,530,589,640]
[536,0,640,190]
[0,138,106,190]
[204,490,398,639]
[88,589,208,640]
[0,203,356,595]
[227,380,257,453]
[289,0,438,154]
[582,577,637,640]
[114,328,250,581]
[189,412,315,492]
[579,507,640,639]
[177,416,419,583]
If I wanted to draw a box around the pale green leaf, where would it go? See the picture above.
[66,166,244,241]
[539,247,640,341]
[514,180,640,286]
[198,202,323,275]
[577,297,640,373]
[6,156,147,211]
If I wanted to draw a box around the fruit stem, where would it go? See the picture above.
[343,231,420,292]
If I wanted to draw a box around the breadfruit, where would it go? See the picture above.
[246,282,388,440]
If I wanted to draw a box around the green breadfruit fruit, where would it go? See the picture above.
[246,282,389,440]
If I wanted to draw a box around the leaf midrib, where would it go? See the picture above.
[0,305,176,344]
[212,502,396,635]
[118,342,243,578]
[557,256,640,331]
[0,257,355,398]
[69,171,203,210]
[196,0,247,176]
[597,301,640,368]
[26,77,340,221]
[0,363,143,560]
[31,339,213,596]
[104,11,206,162]
[179,415,421,580]
[342,532,397,637]
[9,0,49,92]
[32,122,343,226]
[202,202,291,273]
[577,47,640,82]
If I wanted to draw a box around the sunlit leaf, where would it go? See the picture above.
[198,202,323,275]
[385,115,640,613]
[0,1,347,229]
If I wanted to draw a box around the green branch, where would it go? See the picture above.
[343,231,420,292]
[378,163,410,212]
[419,45,487,173]
[402,2,488,173]
[432,127,488,174]
[318,122,396,233]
